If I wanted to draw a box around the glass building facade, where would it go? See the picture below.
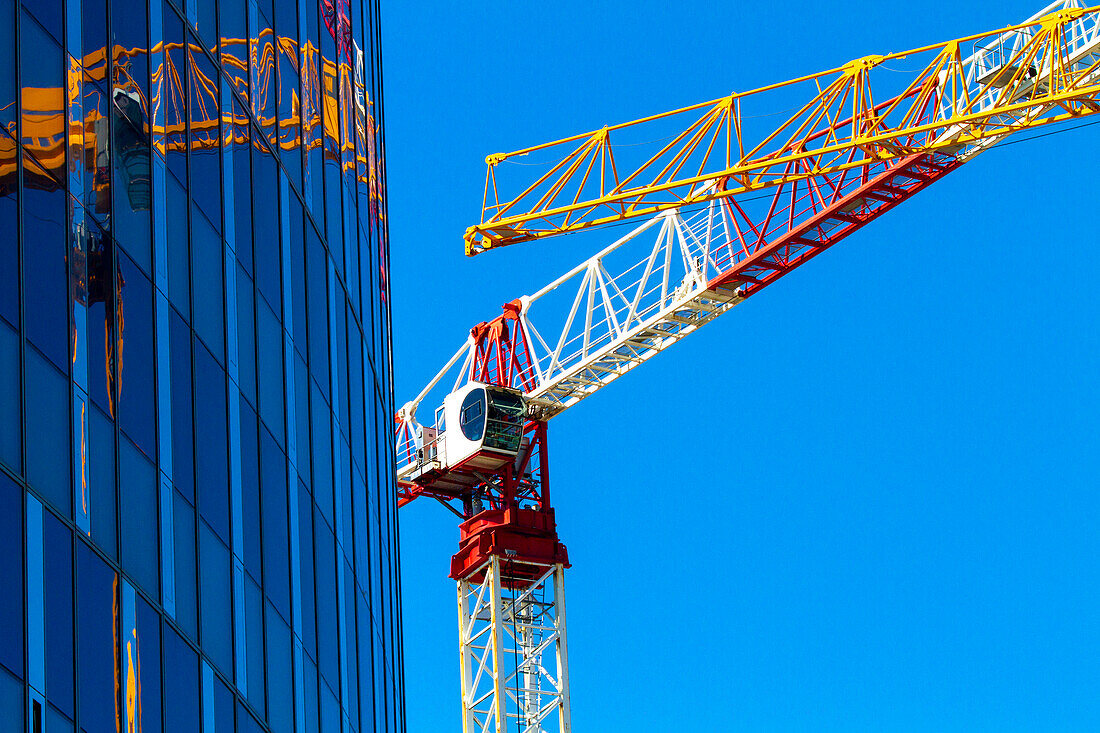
[0,0,402,730]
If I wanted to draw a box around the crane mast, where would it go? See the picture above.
[396,4,1100,731]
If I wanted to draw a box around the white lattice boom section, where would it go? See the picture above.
[458,558,571,733]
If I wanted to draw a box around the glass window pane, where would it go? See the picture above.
[162,623,200,730]
[117,253,156,457]
[173,489,198,638]
[194,339,229,542]
[265,601,293,733]
[20,11,64,183]
[240,398,262,580]
[191,202,224,362]
[260,426,289,618]
[306,228,328,401]
[22,171,68,370]
[0,0,15,134]
[252,142,280,310]
[120,435,159,597]
[236,266,257,406]
[245,577,265,714]
[76,542,119,732]
[314,507,338,691]
[188,36,221,225]
[135,595,163,733]
[297,481,316,658]
[0,666,22,729]
[44,512,74,718]
[0,471,23,677]
[89,405,117,560]
[169,308,194,503]
[166,171,191,318]
[257,298,284,445]
[198,520,232,676]
[0,184,18,328]
[85,224,116,417]
[0,319,22,473]
[25,345,70,514]
[213,672,234,731]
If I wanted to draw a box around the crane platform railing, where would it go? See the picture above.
[464,0,1100,255]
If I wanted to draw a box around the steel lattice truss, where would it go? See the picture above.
[458,559,571,733]
[465,0,1100,254]
[395,1,1100,478]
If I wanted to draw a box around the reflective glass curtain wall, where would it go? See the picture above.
[0,0,402,730]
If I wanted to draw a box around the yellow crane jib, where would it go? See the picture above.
[464,3,1100,256]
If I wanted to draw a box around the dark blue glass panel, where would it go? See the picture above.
[169,309,194,503]
[89,405,118,561]
[245,577,265,714]
[260,428,290,619]
[348,320,365,472]
[0,319,21,473]
[303,656,319,733]
[356,593,374,729]
[257,298,285,445]
[110,0,152,272]
[290,195,308,356]
[214,673,234,731]
[135,595,163,733]
[252,142,281,310]
[166,171,191,318]
[230,103,253,275]
[306,228,329,401]
[25,345,69,514]
[191,203,225,363]
[22,0,61,42]
[320,682,340,733]
[0,0,15,133]
[277,45,301,190]
[294,354,311,487]
[310,382,333,523]
[194,339,230,542]
[85,224,115,414]
[343,560,359,719]
[239,700,265,733]
[0,666,21,730]
[240,398,262,580]
[19,12,64,183]
[236,266,257,405]
[335,299,349,432]
[198,520,233,676]
[162,624,200,731]
[44,512,74,718]
[191,0,217,54]
[21,176,68,370]
[0,185,18,328]
[189,37,221,226]
[0,471,23,677]
[254,9,276,144]
[265,601,293,733]
[297,482,316,658]
[162,3,187,185]
[173,490,199,638]
[76,542,119,733]
[120,436,159,597]
[219,2,248,106]
[314,507,339,691]
[82,0,107,60]
[117,253,156,457]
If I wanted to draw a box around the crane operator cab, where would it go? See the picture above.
[440,383,527,472]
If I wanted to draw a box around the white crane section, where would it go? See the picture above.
[397,0,1100,487]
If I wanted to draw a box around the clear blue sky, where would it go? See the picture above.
[383,2,1100,729]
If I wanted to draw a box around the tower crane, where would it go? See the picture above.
[395,3,1100,731]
